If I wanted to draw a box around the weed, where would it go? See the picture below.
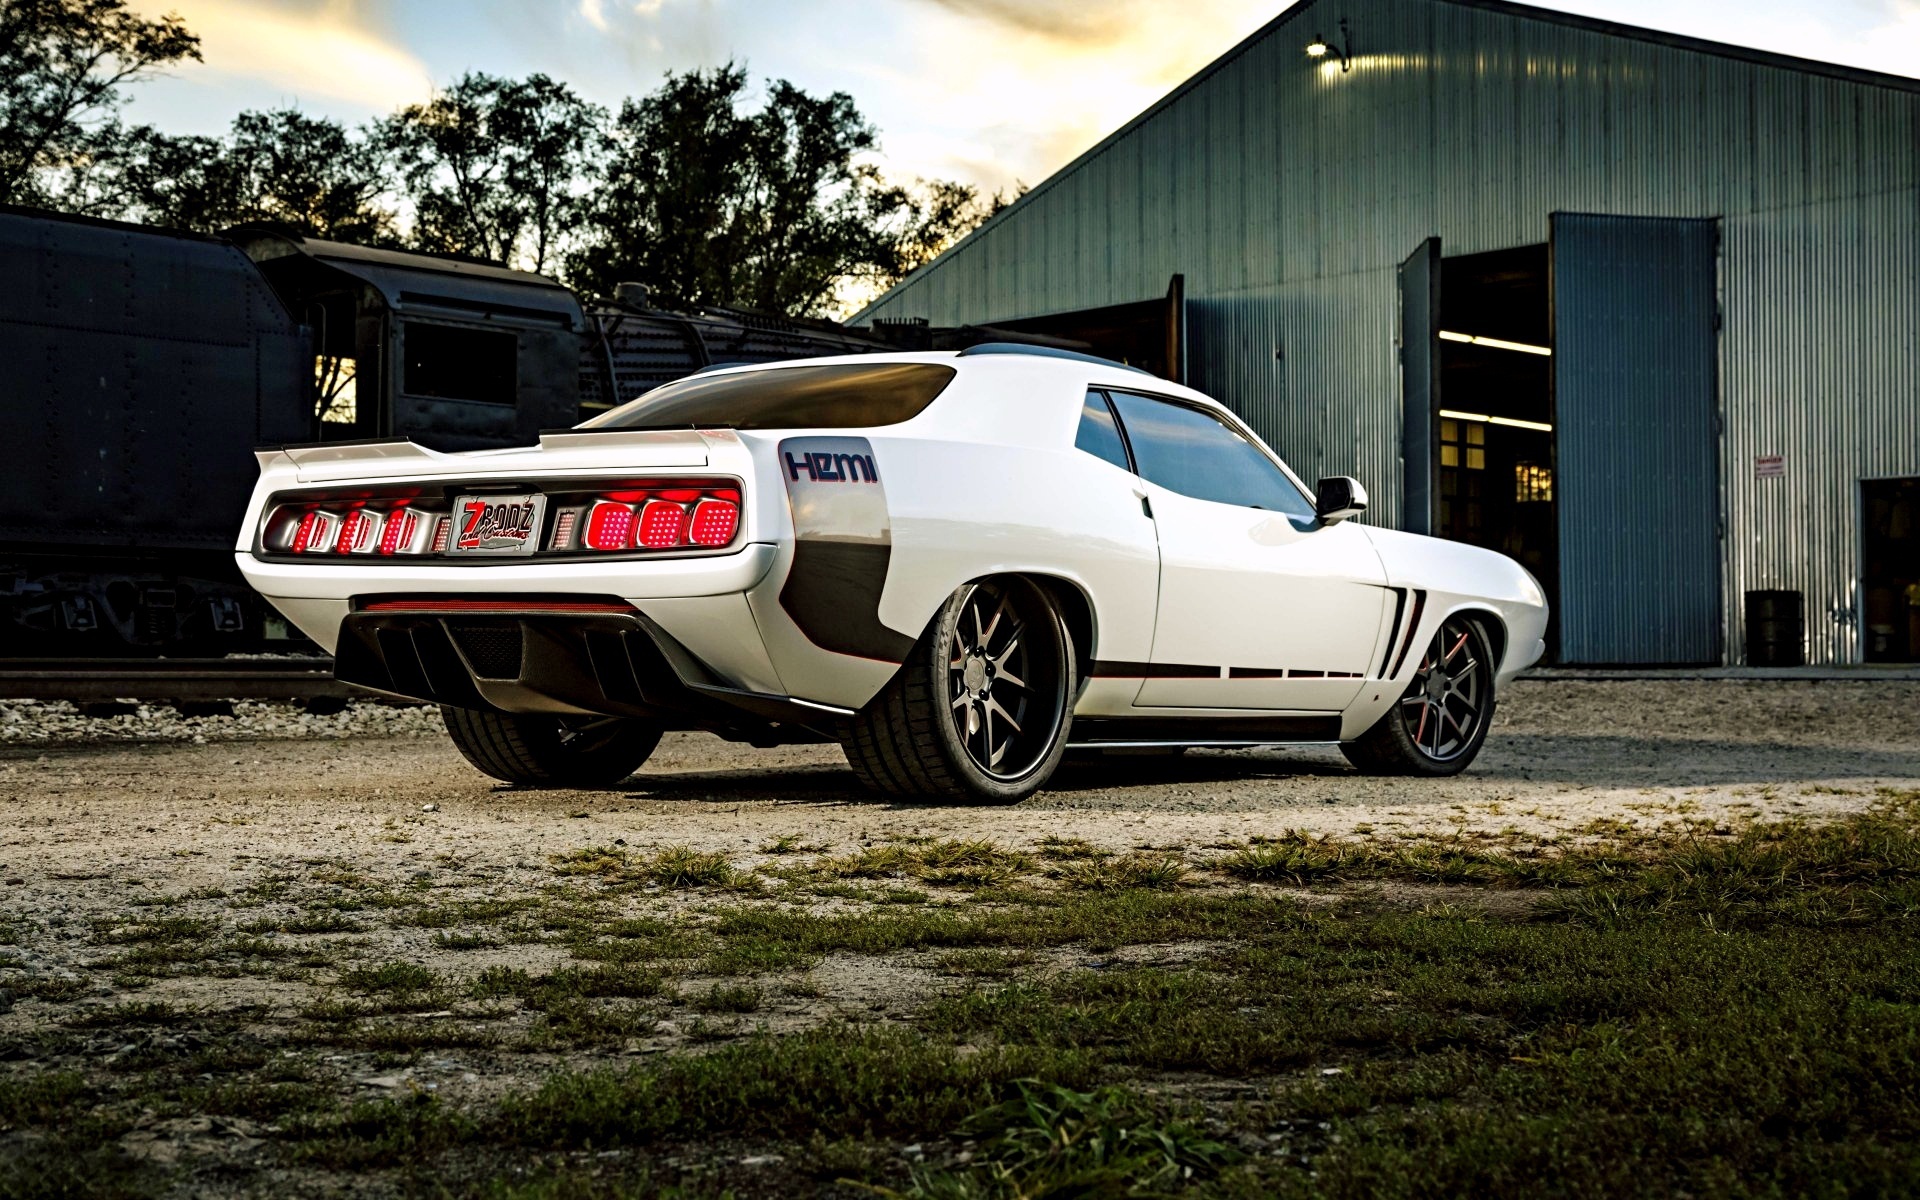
[1057,853,1188,892]
[906,1079,1238,1197]
[689,984,763,1014]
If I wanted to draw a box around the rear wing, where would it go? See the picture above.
[254,429,715,484]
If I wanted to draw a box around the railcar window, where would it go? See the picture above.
[1106,391,1316,521]
[583,362,956,430]
[1074,390,1132,471]
[402,322,517,405]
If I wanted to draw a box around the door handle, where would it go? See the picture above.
[1132,487,1152,519]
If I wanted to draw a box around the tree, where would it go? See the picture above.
[102,109,395,240]
[0,0,199,207]
[865,176,1020,294]
[569,64,998,318]
[381,72,602,272]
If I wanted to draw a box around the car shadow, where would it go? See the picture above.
[604,733,1920,807]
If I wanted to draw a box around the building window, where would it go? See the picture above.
[1515,462,1553,503]
[1440,418,1485,470]
[402,322,517,405]
[1438,418,1484,537]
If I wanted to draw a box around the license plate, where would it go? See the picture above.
[448,494,547,556]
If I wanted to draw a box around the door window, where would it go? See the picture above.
[1107,391,1315,521]
[1073,390,1132,471]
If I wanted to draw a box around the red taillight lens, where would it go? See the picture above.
[266,499,439,556]
[337,509,382,554]
[565,483,739,553]
[585,501,634,551]
[292,510,339,554]
[688,498,738,547]
[378,508,420,555]
[637,500,688,549]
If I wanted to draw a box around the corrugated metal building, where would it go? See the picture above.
[854,0,1920,666]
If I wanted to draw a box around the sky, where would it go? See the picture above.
[121,0,1920,196]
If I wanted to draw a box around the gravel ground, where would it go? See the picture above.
[1,680,1914,888]
[0,676,1914,1196]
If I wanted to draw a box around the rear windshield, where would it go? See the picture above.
[582,362,957,430]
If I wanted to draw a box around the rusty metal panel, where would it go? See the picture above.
[855,0,1920,663]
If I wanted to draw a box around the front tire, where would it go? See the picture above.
[441,707,663,787]
[842,578,1075,804]
[1342,616,1496,777]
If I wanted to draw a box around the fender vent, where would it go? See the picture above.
[447,620,524,679]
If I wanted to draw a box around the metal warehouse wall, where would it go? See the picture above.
[858,0,1920,664]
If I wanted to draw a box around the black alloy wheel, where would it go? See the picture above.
[944,580,1063,781]
[1397,617,1491,763]
[1341,615,1497,777]
[842,576,1075,803]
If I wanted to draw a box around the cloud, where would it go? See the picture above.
[870,0,1275,192]
[155,0,434,111]
[913,0,1144,46]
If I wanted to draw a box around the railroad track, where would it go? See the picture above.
[0,657,358,704]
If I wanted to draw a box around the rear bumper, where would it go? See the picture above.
[335,601,847,742]
[237,542,779,601]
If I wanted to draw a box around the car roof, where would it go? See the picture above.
[685,348,1230,415]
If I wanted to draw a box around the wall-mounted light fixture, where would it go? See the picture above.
[1307,18,1352,72]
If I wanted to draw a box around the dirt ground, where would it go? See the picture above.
[1,678,1914,1001]
[2,678,1915,879]
[1,677,1916,1196]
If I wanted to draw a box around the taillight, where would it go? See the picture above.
[556,482,741,554]
[264,497,443,557]
[337,509,382,554]
[378,508,429,555]
[637,500,688,548]
[689,498,738,547]
[291,510,338,553]
[262,480,740,558]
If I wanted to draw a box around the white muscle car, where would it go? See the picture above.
[237,345,1547,802]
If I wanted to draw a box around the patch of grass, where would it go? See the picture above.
[549,845,744,890]
[399,898,540,929]
[60,1001,196,1029]
[238,911,364,935]
[905,1079,1239,1198]
[1036,837,1111,862]
[1056,852,1188,892]
[432,931,502,951]
[935,949,1037,978]
[689,983,763,1014]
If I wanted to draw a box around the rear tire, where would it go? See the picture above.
[1341,616,1496,777]
[441,707,662,787]
[842,577,1074,804]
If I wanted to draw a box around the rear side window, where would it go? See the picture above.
[1106,391,1316,521]
[1074,390,1131,471]
[583,362,957,430]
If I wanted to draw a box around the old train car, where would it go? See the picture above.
[0,208,894,656]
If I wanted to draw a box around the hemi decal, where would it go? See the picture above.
[783,449,880,483]
[778,436,914,662]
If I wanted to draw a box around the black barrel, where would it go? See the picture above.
[1745,590,1805,667]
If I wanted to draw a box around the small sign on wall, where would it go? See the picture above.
[1755,455,1786,478]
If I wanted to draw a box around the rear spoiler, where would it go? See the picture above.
[254,428,715,482]
[254,439,435,473]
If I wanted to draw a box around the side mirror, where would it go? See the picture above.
[1315,476,1368,524]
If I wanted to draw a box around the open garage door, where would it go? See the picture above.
[1552,214,1721,664]
[1398,238,1441,536]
